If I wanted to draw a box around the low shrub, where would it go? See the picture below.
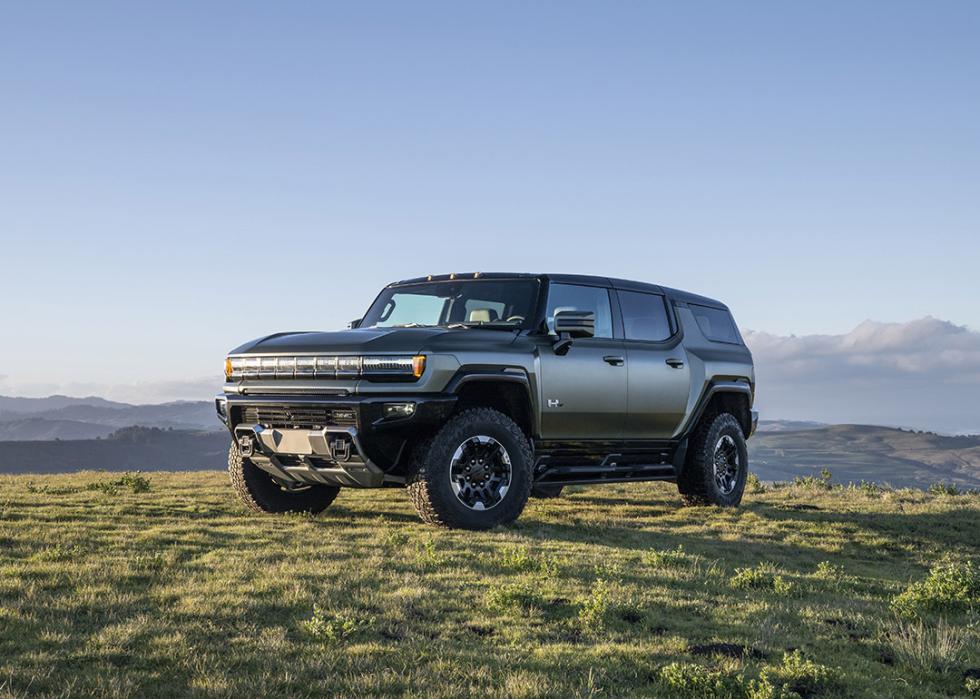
[746,473,767,494]
[812,561,848,589]
[886,617,966,671]
[891,559,980,617]
[793,469,832,490]
[415,537,449,566]
[754,650,840,698]
[929,481,961,496]
[644,544,690,569]
[730,564,793,595]
[496,545,559,576]
[578,578,611,628]
[847,480,884,497]
[655,662,744,697]
[86,472,151,495]
[302,604,371,642]
[486,579,544,612]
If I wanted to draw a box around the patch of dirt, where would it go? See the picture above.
[618,608,644,624]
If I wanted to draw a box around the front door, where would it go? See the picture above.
[536,283,627,440]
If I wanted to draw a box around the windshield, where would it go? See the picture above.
[360,280,540,330]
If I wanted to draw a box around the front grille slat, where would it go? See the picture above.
[241,406,357,429]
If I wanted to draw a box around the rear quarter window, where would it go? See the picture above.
[690,304,742,345]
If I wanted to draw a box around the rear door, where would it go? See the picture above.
[536,282,627,440]
[617,289,691,439]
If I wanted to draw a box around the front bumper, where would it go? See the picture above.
[216,393,457,487]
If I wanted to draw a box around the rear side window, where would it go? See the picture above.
[618,290,672,342]
[690,304,742,344]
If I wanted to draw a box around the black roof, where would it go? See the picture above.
[390,272,727,309]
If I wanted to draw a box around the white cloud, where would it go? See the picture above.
[744,318,980,433]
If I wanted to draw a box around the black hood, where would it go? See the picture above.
[230,327,521,355]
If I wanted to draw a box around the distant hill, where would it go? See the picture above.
[757,419,826,432]
[0,395,219,440]
[0,419,117,441]
[749,424,980,489]
[0,426,228,474]
[0,395,128,413]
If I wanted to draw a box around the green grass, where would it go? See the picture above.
[1,472,978,698]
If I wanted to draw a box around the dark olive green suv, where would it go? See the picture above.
[217,273,757,530]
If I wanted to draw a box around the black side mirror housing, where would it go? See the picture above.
[553,310,595,354]
[347,318,362,329]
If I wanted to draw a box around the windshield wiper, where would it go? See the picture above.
[389,322,435,328]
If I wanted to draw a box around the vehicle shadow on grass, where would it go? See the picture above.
[745,502,980,552]
[514,501,980,575]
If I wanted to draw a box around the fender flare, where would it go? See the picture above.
[678,380,753,441]
[444,367,539,436]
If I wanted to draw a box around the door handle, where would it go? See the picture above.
[666,358,685,368]
[603,355,625,366]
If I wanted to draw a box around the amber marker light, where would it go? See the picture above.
[412,355,426,378]
[224,358,233,380]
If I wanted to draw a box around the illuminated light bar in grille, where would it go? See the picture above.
[226,355,425,381]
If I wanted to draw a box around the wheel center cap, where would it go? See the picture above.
[470,464,488,480]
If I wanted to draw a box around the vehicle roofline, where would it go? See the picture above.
[385,273,728,309]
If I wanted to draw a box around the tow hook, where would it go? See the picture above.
[238,434,254,457]
[330,437,351,462]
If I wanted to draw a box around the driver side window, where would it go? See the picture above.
[546,283,613,338]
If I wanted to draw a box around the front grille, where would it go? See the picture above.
[241,405,357,429]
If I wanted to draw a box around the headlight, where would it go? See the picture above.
[224,355,425,381]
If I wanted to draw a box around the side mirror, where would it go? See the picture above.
[553,310,595,354]
[347,318,362,329]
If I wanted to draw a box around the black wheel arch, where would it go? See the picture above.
[680,380,753,440]
[444,367,538,438]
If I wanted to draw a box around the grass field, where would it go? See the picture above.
[1,472,978,698]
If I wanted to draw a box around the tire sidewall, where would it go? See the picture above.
[421,410,532,529]
[229,442,339,514]
[701,415,748,506]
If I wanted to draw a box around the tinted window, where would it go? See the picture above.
[690,304,741,344]
[361,280,538,328]
[618,291,672,342]
[546,283,613,338]
[369,293,447,327]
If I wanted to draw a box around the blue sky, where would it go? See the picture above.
[1,2,979,420]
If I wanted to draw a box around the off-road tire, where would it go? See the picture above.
[407,408,533,530]
[677,412,747,507]
[530,484,564,499]
[228,443,340,514]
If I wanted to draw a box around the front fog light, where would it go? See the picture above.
[382,402,416,419]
